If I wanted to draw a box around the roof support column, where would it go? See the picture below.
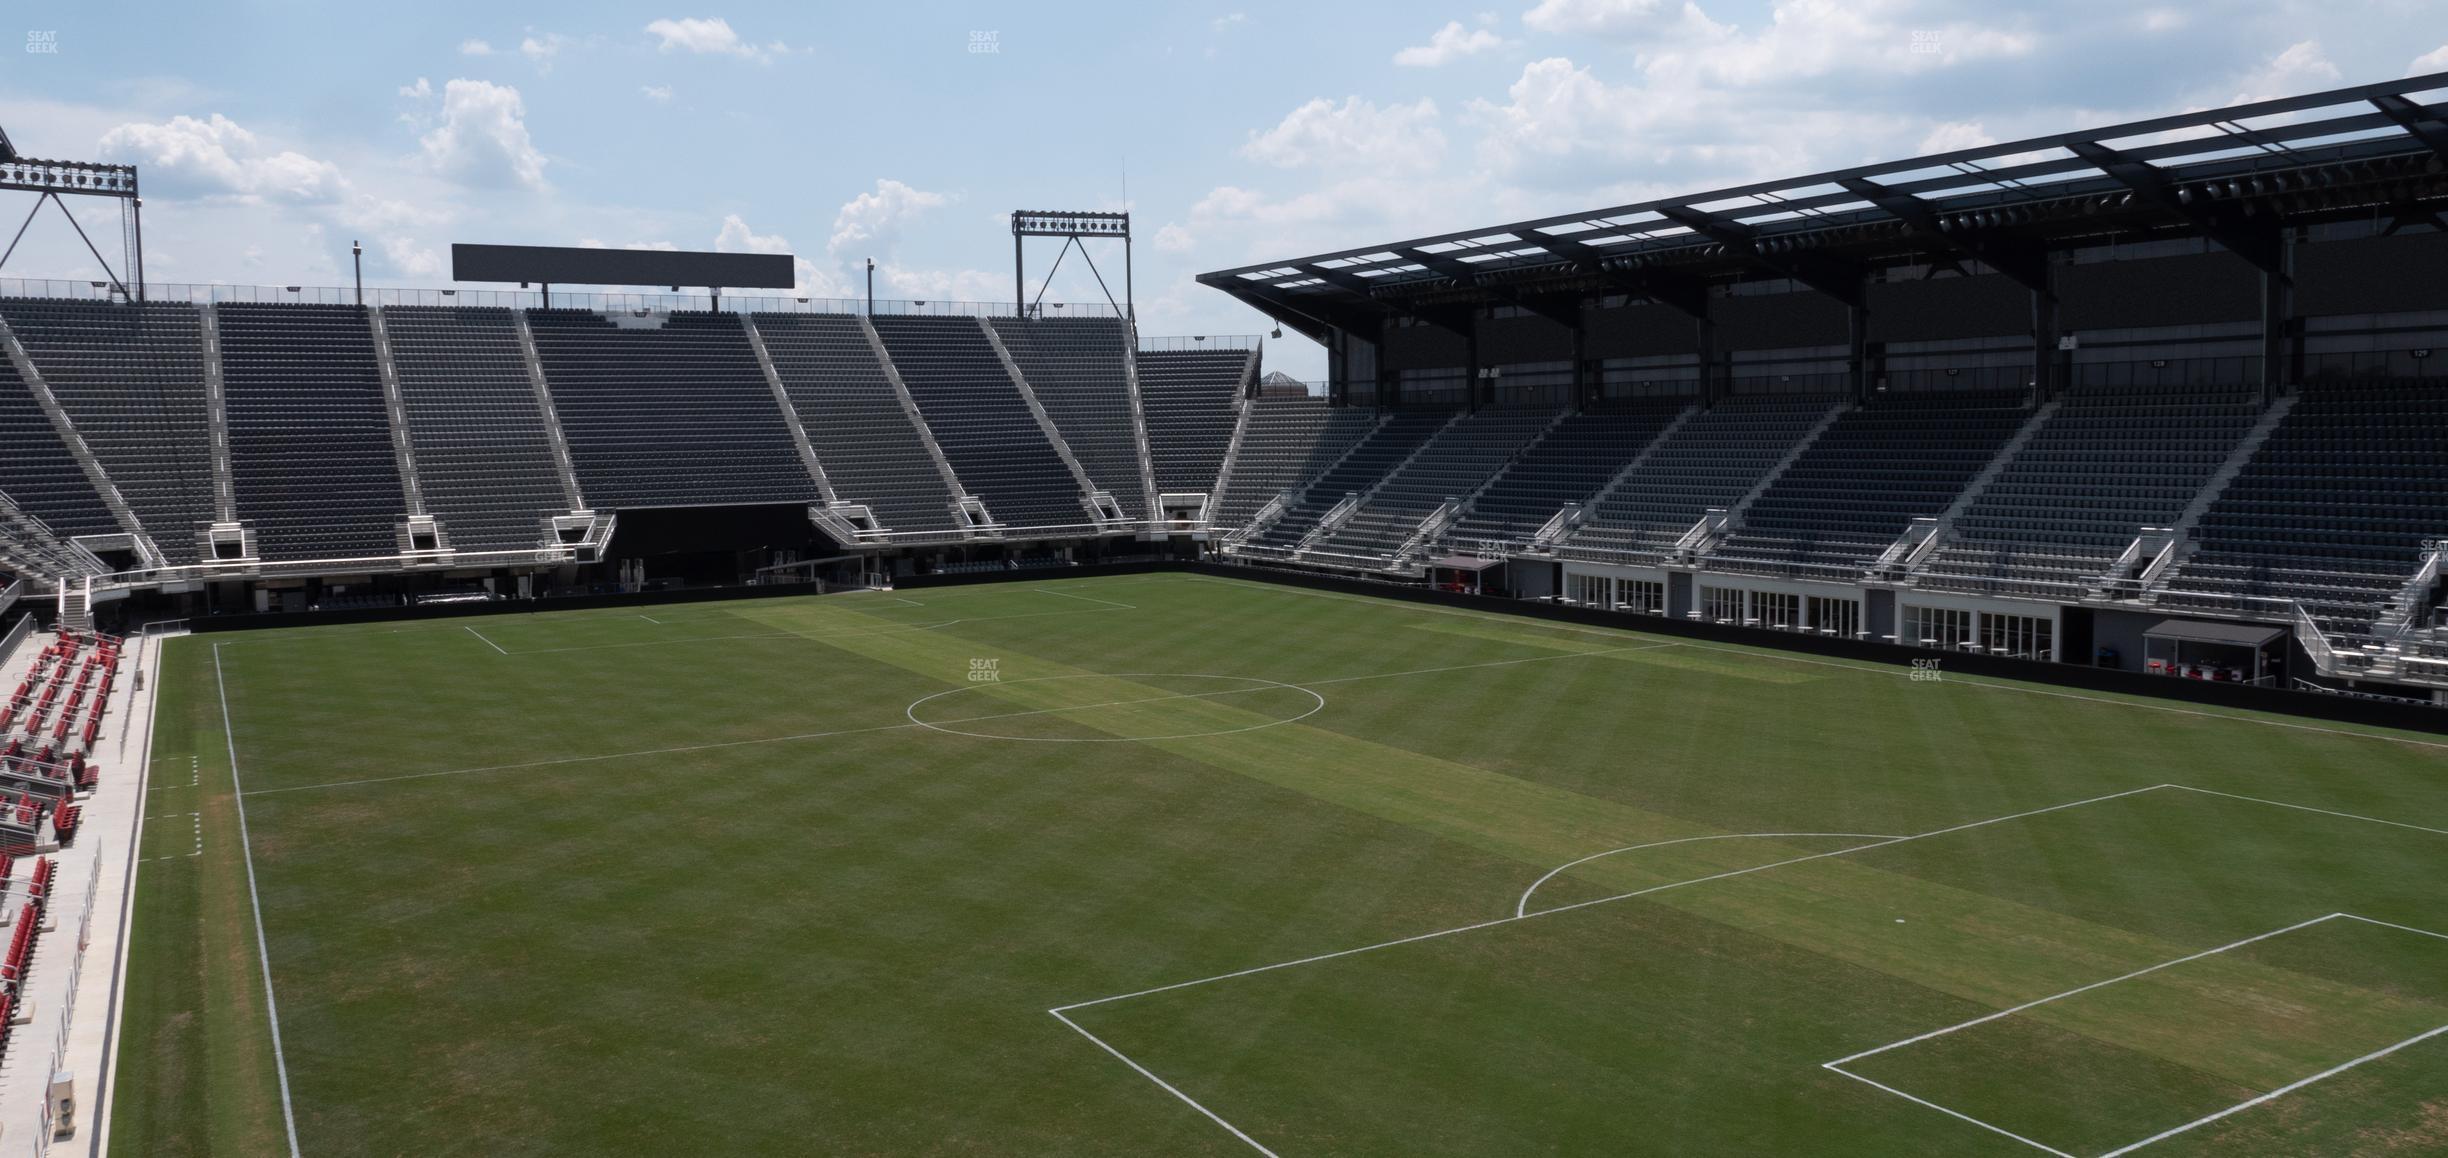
[1467,310,1484,412]
[2260,228,2295,406]
[1848,303,1871,404]
[2030,259,2060,403]
[1571,318,1591,413]
[1696,315,1719,407]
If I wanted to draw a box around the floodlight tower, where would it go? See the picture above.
[0,120,145,300]
[1011,210,1131,321]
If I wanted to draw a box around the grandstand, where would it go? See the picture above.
[0,63,2440,1158]
[0,77,2434,712]
[0,67,2441,702]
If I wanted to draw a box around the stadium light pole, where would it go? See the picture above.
[865,257,874,316]
[351,240,363,308]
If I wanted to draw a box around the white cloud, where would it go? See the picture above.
[1464,55,1915,191]
[398,77,432,99]
[1212,12,1247,31]
[826,178,951,263]
[1521,0,1675,38]
[1395,21,1504,67]
[1241,96,1445,172]
[645,17,790,63]
[418,79,547,191]
[575,238,683,251]
[2226,40,2340,103]
[1153,223,1196,253]
[97,113,349,204]
[1917,120,1995,154]
[379,236,445,279]
[641,84,675,103]
[715,213,791,255]
[519,33,569,71]
[458,38,494,56]
[2417,44,2448,75]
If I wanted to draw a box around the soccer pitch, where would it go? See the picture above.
[108,574,2448,1156]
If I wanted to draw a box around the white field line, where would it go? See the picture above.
[1827,911,2448,1158]
[1517,833,1905,919]
[1049,1010,1282,1158]
[214,643,303,1158]
[2165,784,2448,838]
[2335,913,2448,943]
[2096,1022,2448,1157]
[1048,784,2171,1158]
[1822,1066,2077,1158]
[1055,784,2175,1016]
[463,625,508,655]
[637,614,661,625]
[1181,575,2448,753]
[1823,913,2346,1068]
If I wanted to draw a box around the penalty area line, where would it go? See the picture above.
[1048,1010,1280,1157]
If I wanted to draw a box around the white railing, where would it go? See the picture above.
[2374,546,2444,645]
[1672,509,1729,558]
[1525,503,1583,552]
[1222,494,1287,547]
[33,863,101,1153]
[2289,601,2344,672]
[0,613,32,671]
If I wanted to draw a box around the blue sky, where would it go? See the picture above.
[4,1,2444,378]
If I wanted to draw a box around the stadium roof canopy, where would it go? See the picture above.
[1200,73,2448,340]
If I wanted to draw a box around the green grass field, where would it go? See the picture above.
[108,573,2448,1156]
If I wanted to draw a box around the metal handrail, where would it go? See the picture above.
[0,276,1123,319]
[1137,334,1263,353]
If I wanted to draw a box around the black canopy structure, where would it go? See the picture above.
[2144,620,2288,648]
[1199,72,2448,402]
[451,243,795,309]
[2143,619,2287,684]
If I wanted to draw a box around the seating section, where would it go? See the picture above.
[0,299,216,562]
[1308,407,1557,563]
[1560,396,1838,563]
[1917,384,2262,598]
[1138,348,1246,496]
[871,315,1088,528]
[7,282,2443,674]
[2157,381,2448,645]
[526,310,816,510]
[1211,397,1380,527]
[986,317,1143,514]
[1237,411,1450,558]
[384,307,569,552]
[0,338,117,545]
[750,313,960,533]
[216,304,407,560]
[1446,403,1688,548]
[1708,391,2029,580]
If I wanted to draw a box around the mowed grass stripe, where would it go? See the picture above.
[108,575,2448,1156]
